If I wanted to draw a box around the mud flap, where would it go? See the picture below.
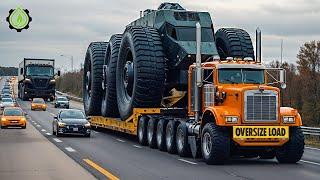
[188,136,197,158]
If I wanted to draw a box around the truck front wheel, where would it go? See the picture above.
[276,127,304,163]
[201,123,230,165]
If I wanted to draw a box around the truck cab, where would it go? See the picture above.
[18,59,58,101]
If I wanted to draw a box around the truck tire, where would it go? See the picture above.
[201,123,230,165]
[215,28,255,60]
[147,117,158,149]
[166,120,178,154]
[116,26,166,120]
[101,34,122,117]
[156,118,168,151]
[276,127,304,163]
[176,122,191,157]
[138,116,149,146]
[83,42,107,116]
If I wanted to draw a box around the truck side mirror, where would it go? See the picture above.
[57,70,61,76]
[279,69,286,89]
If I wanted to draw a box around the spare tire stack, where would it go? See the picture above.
[83,26,166,120]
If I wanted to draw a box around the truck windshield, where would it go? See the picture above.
[218,68,264,84]
[26,66,54,76]
[176,27,214,42]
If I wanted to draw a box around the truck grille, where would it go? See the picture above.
[33,78,48,88]
[244,90,278,122]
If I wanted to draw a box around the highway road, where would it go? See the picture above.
[1,76,320,180]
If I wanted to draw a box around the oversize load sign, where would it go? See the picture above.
[233,126,289,138]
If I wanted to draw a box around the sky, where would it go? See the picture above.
[0,0,320,71]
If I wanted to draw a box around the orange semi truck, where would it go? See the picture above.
[83,3,304,164]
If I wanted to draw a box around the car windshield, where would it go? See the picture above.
[26,66,54,76]
[33,99,44,103]
[57,97,68,101]
[218,68,265,84]
[60,110,85,119]
[2,98,13,102]
[4,109,23,116]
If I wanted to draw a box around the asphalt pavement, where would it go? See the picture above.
[17,99,320,180]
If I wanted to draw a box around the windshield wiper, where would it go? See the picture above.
[222,79,237,84]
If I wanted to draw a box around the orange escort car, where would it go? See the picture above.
[31,98,47,111]
[1,107,27,129]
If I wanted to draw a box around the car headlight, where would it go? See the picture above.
[1,118,6,121]
[84,122,91,128]
[283,116,295,123]
[226,116,239,123]
[58,122,66,127]
[21,117,26,121]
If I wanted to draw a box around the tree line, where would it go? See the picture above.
[56,40,320,126]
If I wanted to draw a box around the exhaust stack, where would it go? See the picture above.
[256,27,261,63]
[194,22,202,122]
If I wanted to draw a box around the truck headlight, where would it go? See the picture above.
[283,116,295,123]
[50,79,56,84]
[226,116,238,123]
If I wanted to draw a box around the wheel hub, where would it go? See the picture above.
[203,132,212,157]
[123,61,134,97]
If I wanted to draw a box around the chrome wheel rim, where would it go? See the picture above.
[203,132,212,157]
[177,129,183,151]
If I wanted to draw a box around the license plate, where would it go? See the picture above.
[73,128,78,131]
[233,126,289,139]
[11,121,18,123]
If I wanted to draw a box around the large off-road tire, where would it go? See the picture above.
[166,120,178,154]
[156,118,168,151]
[101,34,122,117]
[147,117,158,149]
[276,127,304,163]
[215,28,255,60]
[137,116,149,146]
[83,42,107,116]
[116,26,166,120]
[176,122,191,157]
[201,123,230,165]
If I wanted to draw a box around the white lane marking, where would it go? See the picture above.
[178,159,198,165]
[53,138,62,143]
[116,139,125,143]
[133,145,142,149]
[306,146,320,151]
[36,125,41,127]
[41,129,46,132]
[93,131,99,134]
[50,113,55,117]
[46,133,51,135]
[65,147,76,152]
[301,160,320,166]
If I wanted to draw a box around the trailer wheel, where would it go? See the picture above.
[156,118,168,151]
[166,120,178,154]
[201,123,230,164]
[116,26,166,120]
[176,122,191,157]
[101,35,122,117]
[147,117,158,149]
[276,127,304,163]
[138,116,149,146]
[83,42,107,115]
[215,28,255,60]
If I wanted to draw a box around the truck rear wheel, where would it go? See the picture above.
[83,42,107,116]
[201,123,230,165]
[156,118,168,151]
[176,122,191,157]
[166,120,178,154]
[215,28,255,60]
[101,35,122,117]
[116,26,166,120]
[147,117,158,149]
[138,116,149,146]
[276,127,304,163]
